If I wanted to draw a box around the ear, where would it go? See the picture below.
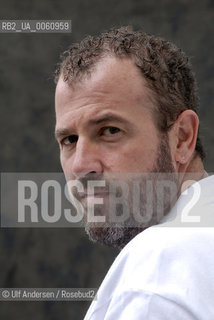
[174,110,199,166]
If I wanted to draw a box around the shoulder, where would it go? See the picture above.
[112,226,214,291]
[86,227,214,319]
[123,226,214,264]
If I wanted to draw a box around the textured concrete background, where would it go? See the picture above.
[0,0,214,319]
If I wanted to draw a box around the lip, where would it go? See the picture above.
[80,192,109,200]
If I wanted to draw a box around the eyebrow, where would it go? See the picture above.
[55,113,128,140]
[55,128,71,140]
[88,113,128,125]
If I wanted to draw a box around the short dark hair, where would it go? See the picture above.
[55,26,205,160]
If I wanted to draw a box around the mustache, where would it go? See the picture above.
[78,173,106,189]
[70,173,109,200]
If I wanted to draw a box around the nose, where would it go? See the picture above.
[70,137,103,178]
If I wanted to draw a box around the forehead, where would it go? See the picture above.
[55,56,154,125]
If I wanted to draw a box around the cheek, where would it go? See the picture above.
[101,147,149,172]
[116,141,159,171]
[60,153,68,172]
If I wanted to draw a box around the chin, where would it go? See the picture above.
[85,224,144,250]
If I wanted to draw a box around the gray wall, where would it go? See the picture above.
[0,0,214,319]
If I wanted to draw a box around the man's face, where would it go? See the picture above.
[55,57,176,249]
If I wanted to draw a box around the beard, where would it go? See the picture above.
[71,134,178,250]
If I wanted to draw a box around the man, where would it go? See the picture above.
[55,27,214,319]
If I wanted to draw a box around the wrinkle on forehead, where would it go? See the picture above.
[55,56,153,111]
[88,57,152,105]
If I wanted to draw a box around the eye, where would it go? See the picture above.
[61,135,78,146]
[102,127,121,136]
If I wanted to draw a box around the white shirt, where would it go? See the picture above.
[84,175,214,319]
